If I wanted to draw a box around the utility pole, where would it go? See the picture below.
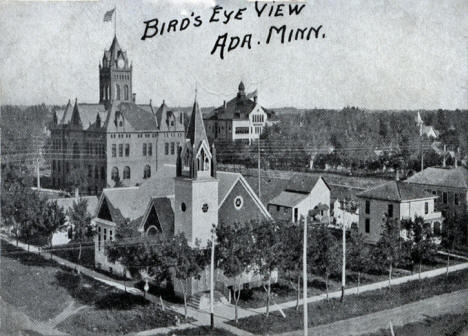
[258,138,261,199]
[210,224,216,330]
[303,215,308,336]
[340,199,346,302]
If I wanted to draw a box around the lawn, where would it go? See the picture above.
[235,261,441,310]
[1,239,189,335]
[230,269,468,335]
[364,312,468,336]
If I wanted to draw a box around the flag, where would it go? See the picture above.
[103,8,115,22]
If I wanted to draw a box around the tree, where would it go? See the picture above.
[37,200,66,247]
[347,227,370,295]
[372,217,408,288]
[66,166,88,193]
[251,220,282,317]
[68,198,93,270]
[215,222,255,323]
[278,221,303,310]
[309,222,340,299]
[441,211,468,277]
[405,217,438,280]
[165,233,208,319]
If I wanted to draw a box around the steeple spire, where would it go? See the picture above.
[186,91,208,148]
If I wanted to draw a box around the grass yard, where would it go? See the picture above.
[230,269,468,335]
[47,241,95,269]
[1,239,189,335]
[364,312,468,336]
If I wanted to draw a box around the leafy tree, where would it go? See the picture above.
[372,217,408,288]
[37,200,66,247]
[215,222,255,323]
[309,222,340,299]
[347,227,370,295]
[251,220,282,317]
[441,212,468,276]
[278,221,303,310]
[405,217,438,280]
[165,233,208,319]
[68,198,93,270]
[66,166,88,193]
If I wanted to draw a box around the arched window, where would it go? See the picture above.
[72,142,80,159]
[116,84,121,100]
[111,167,119,181]
[124,85,129,100]
[94,166,99,179]
[144,165,151,179]
[123,166,130,179]
[146,225,158,236]
[101,166,106,180]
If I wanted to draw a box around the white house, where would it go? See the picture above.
[267,174,331,223]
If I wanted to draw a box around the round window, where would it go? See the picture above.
[202,203,209,213]
[234,196,243,210]
[181,202,186,212]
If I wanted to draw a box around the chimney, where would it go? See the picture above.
[75,187,79,201]
[149,99,152,106]
[254,94,257,103]
[223,100,226,109]
[132,93,136,103]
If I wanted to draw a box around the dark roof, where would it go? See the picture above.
[406,167,468,189]
[118,102,158,130]
[149,197,174,236]
[329,184,365,202]
[211,95,257,121]
[186,99,208,148]
[268,191,308,207]
[357,181,435,202]
[285,174,321,194]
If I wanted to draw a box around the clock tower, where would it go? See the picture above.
[175,95,219,247]
[99,35,133,105]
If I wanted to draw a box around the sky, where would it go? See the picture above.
[0,0,467,109]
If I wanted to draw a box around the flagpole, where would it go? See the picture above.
[114,6,117,37]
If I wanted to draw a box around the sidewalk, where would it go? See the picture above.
[277,288,468,336]
[2,234,468,336]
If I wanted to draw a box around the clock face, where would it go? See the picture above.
[117,58,125,69]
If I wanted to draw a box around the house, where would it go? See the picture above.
[92,96,272,295]
[48,195,98,246]
[329,184,362,230]
[357,180,443,243]
[267,174,330,223]
[49,35,185,195]
[203,82,277,144]
[405,166,468,219]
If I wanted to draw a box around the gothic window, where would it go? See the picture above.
[72,142,80,159]
[88,165,92,177]
[101,166,106,180]
[170,142,175,155]
[143,165,151,179]
[143,143,147,156]
[95,166,99,179]
[125,144,130,156]
[124,85,129,100]
[165,143,169,155]
[112,144,116,157]
[118,144,123,157]
[111,167,119,181]
[123,166,130,179]
[116,84,121,100]
[148,143,152,156]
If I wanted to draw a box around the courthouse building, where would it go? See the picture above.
[49,36,185,194]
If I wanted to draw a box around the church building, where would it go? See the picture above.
[92,96,272,295]
[49,35,185,195]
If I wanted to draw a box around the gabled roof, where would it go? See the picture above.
[154,101,184,132]
[98,165,176,225]
[406,167,468,189]
[139,197,175,235]
[57,100,106,131]
[357,181,435,202]
[268,191,308,207]
[118,102,158,131]
[330,184,365,202]
[285,174,325,194]
[186,99,208,148]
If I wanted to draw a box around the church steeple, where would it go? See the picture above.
[186,96,208,148]
[99,35,133,105]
